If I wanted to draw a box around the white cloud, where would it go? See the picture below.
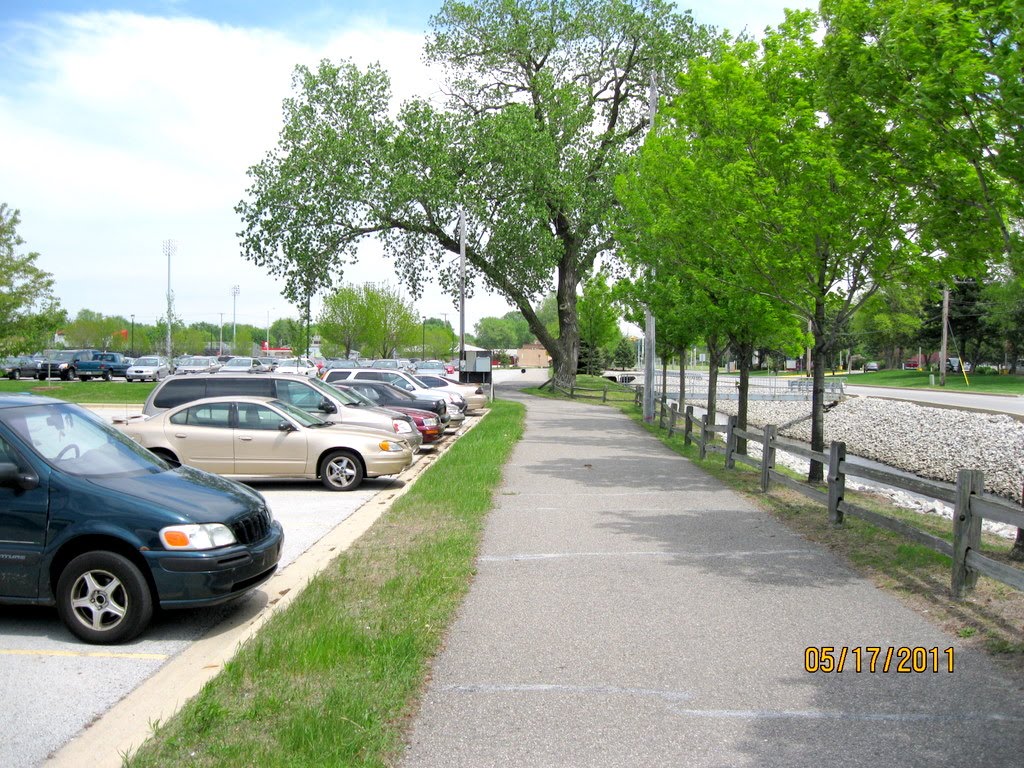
[2,10,511,336]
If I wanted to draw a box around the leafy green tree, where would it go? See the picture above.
[0,204,65,356]
[620,15,931,478]
[612,336,637,370]
[318,285,365,358]
[236,0,707,388]
[850,286,927,368]
[474,317,519,351]
[577,271,621,363]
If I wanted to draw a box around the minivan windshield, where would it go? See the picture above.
[1,403,166,477]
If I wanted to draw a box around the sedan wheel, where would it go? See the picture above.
[56,552,153,644]
[320,450,364,491]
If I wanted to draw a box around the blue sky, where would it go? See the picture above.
[1,1,810,338]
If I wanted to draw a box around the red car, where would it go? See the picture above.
[333,383,443,445]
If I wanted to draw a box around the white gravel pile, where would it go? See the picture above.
[688,395,1024,539]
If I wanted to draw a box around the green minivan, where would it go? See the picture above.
[0,394,283,643]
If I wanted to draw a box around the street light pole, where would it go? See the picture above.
[130,314,135,357]
[231,285,240,353]
[421,316,426,358]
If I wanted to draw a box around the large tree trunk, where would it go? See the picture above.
[676,346,686,408]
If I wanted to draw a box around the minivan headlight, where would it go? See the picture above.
[160,523,237,550]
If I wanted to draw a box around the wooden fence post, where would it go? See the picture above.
[602,386,608,403]
[658,395,667,429]
[668,403,678,438]
[725,414,738,469]
[952,469,984,598]
[760,424,776,492]
[827,441,846,525]
[635,385,642,407]
[699,414,709,460]
[684,405,694,446]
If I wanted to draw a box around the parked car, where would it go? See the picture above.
[141,372,423,451]
[274,357,318,377]
[1,355,43,380]
[413,373,487,411]
[370,359,401,370]
[0,394,283,643]
[333,383,443,445]
[322,368,466,425]
[413,359,448,375]
[332,379,451,427]
[323,358,361,370]
[75,351,132,381]
[37,349,101,381]
[258,357,279,371]
[864,361,880,372]
[218,357,272,374]
[174,355,221,374]
[120,396,413,491]
[126,356,170,382]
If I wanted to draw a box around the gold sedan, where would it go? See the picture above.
[118,396,413,491]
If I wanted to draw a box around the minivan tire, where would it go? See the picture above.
[320,450,364,491]
[56,551,154,644]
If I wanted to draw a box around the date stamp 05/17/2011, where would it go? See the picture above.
[804,646,955,674]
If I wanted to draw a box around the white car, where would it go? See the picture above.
[274,357,318,376]
[125,356,170,382]
[413,373,487,411]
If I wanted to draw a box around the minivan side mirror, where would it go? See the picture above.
[319,399,337,414]
[0,461,39,490]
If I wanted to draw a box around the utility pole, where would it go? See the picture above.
[163,239,176,359]
[231,285,240,353]
[458,209,466,381]
[642,72,657,423]
[219,313,224,355]
[940,287,949,386]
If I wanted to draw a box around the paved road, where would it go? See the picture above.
[401,374,1024,767]
[844,383,1024,418]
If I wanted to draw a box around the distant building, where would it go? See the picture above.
[517,342,549,368]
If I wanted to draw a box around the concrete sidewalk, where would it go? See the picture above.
[401,377,1024,767]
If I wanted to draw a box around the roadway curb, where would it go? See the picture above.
[45,410,488,768]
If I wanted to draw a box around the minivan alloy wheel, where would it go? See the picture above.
[56,552,153,644]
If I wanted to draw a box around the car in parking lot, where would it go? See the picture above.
[322,368,466,425]
[174,355,221,374]
[864,361,879,372]
[119,396,414,491]
[333,383,444,445]
[0,393,283,643]
[413,373,487,411]
[332,379,451,428]
[141,372,423,451]
[218,357,272,374]
[1,355,43,380]
[274,357,318,376]
[126,356,170,382]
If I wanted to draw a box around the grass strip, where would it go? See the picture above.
[528,381,1024,667]
[0,379,155,403]
[126,398,525,768]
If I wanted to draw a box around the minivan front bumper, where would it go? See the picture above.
[145,521,284,608]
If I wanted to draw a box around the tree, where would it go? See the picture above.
[236,0,708,388]
[0,204,65,356]
[620,15,931,479]
[474,317,519,351]
[577,271,621,363]
[318,284,365,358]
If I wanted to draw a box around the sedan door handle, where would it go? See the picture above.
[173,433,188,438]
[238,436,253,442]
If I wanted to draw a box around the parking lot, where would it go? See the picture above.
[0,401,479,768]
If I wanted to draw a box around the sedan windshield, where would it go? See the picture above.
[135,357,160,366]
[1,404,166,477]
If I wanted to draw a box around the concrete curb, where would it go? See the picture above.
[45,411,487,767]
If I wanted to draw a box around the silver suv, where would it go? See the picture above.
[142,372,423,450]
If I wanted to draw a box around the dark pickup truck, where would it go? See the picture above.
[75,352,132,381]
[36,349,101,381]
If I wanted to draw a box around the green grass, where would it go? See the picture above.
[0,379,155,403]
[851,368,1024,394]
[126,399,525,768]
